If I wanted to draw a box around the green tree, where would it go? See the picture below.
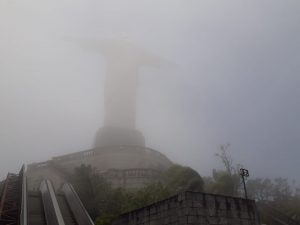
[206,169,240,196]
[205,144,242,197]
[247,178,274,201]
[162,164,204,194]
[72,164,204,225]
[273,178,292,201]
[215,143,234,175]
[129,182,170,209]
[71,165,99,219]
[277,197,300,221]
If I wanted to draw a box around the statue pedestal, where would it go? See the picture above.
[94,127,146,147]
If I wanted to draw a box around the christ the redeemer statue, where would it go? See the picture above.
[78,38,162,147]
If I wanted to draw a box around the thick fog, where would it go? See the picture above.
[0,0,299,182]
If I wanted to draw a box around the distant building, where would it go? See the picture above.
[26,145,173,190]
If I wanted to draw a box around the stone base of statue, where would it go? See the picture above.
[26,144,173,191]
[94,126,146,147]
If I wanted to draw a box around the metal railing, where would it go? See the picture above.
[0,166,24,225]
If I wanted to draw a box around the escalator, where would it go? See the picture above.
[60,183,94,225]
[27,191,46,225]
[0,166,94,225]
[56,194,77,225]
[38,180,94,225]
[25,177,93,225]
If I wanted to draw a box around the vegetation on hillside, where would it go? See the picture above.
[70,144,300,224]
[203,144,242,197]
[71,164,204,225]
[203,144,300,222]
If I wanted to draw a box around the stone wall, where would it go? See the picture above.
[112,192,260,225]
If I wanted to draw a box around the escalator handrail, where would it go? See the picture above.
[62,183,94,225]
[20,173,27,225]
[40,180,66,225]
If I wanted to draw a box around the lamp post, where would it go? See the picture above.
[240,168,249,199]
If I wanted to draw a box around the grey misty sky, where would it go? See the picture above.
[0,0,299,181]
